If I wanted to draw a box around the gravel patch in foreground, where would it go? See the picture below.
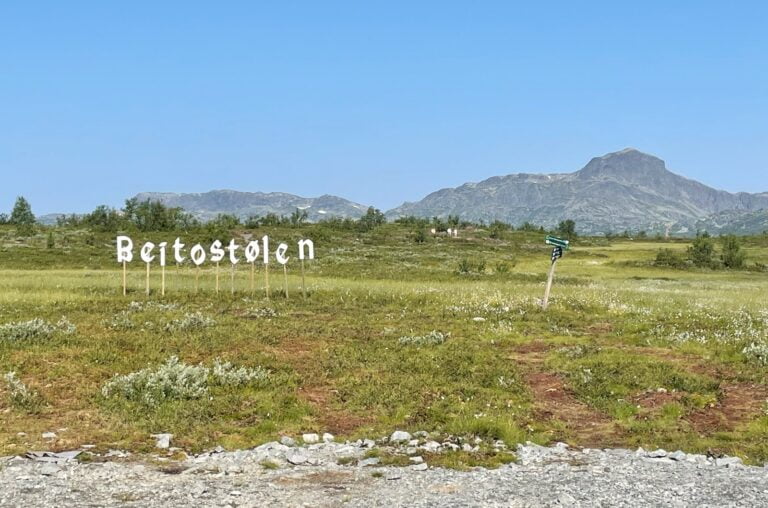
[1,443,767,507]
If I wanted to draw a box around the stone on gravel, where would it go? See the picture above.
[302,433,320,444]
[41,432,57,440]
[26,451,81,463]
[715,457,742,467]
[279,436,296,447]
[322,433,335,443]
[390,431,412,443]
[39,464,61,476]
[411,463,428,471]
[150,433,173,449]
[669,451,687,461]
[362,439,376,448]
[409,456,424,464]
[359,458,380,467]
[647,449,668,458]
[286,453,308,465]
[334,445,357,458]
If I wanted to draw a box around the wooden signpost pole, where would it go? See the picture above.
[542,258,557,310]
[161,265,166,296]
[542,236,568,311]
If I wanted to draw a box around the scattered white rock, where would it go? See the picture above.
[287,453,308,465]
[409,456,424,464]
[322,433,335,443]
[715,457,742,468]
[279,436,296,447]
[150,433,173,449]
[41,432,57,440]
[411,463,428,471]
[302,433,320,444]
[390,431,412,443]
[669,451,687,461]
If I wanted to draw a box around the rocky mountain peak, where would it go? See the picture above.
[575,148,669,182]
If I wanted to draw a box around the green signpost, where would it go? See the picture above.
[542,236,569,310]
[545,235,570,250]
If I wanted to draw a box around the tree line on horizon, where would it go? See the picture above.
[0,196,761,271]
[0,196,573,237]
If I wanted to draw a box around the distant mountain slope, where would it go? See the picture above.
[36,213,66,225]
[132,190,369,222]
[386,149,768,234]
[688,209,768,235]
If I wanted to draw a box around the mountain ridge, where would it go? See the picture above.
[386,148,768,234]
[121,149,767,235]
[132,189,370,222]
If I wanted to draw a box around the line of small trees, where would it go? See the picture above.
[655,232,748,270]
[0,196,391,235]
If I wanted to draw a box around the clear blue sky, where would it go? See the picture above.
[1,1,766,215]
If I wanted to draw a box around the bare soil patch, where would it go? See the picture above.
[631,389,686,416]
[688,383,768,434]
[511,341,622,447]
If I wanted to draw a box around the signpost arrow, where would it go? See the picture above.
[542,236,569,310]
[545,235,570,249]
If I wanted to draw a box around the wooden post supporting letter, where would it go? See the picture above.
[283,264,289,299]
[265,263,270,299]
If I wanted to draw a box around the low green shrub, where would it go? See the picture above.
[101,356,270,407]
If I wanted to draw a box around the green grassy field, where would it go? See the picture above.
[1,225,767,466]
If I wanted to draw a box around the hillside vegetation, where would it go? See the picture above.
[1,223,767,467]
